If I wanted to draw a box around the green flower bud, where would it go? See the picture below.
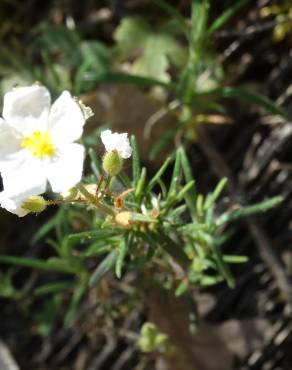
[102,150,123,176]
[154,333,168,347]
[138,323,170,353]
[22,196,47,214]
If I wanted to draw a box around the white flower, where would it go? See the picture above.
[0,85,86,200]
[100,129,132,159]
[0,191,30,217]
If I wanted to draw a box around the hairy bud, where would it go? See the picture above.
[22,196,47,214]
[102,150,123,176]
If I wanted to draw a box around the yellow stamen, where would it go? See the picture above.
[22,131,55,158]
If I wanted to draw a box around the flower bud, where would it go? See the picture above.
[22,196,47,214]
[102,150,123,176]
[138,323,169,353]
[115,211,132,228]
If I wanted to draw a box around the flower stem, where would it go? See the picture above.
[76,183,116,216]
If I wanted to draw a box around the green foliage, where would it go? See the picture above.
[138,322,170,353]
[34,25,111,95]
[0,139,282,326]
[0,24,111,97]
[114,16,187,82]
[0,270,21,299]
[108,0,287,155]
[194,87,288,118]
[207,0,251,37]
[33,295,63,336]
[0,0,287,331]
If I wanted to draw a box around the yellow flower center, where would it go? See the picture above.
[21,131,55,158]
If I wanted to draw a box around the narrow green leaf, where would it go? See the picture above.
[178,63,195,99]
[115,238,129,279]
[31,217,57,246]
[131,135,141,186]
[0,255,75,273]
[179,147,197,217]
[152,0,189,36]
[135,167,147,203]
[67,229,114,245]
[163,180,195,215]
[212,246,235,288]
[84,246,110,258]
[195,87,288,118]
[207,0,251,37]
[89,251,118,286]
[201,232,235,288]
[92,72,175,90]
[200,275,224,286]
[46,238,62,255]
[168,204,187,219]
[205,204,214,225]
[149,127,177,161]
[158,179,167,199]
[179,147,193,184]
[175,281,189,296]
[190,0,209,54]
[223,255,249,263]
[167,149,181,199]
[65,277,88,327]
[196,194,204,215]
[55,207,69,241]
[146,156,172,192]
[34,281,74,295]
[204,177,228,210]
[131,213,158,223]
[83,241,112,257]
[46,257,81,273]
[217,196,283,225]
[214,228,236,246]
[179,223,210,232]
[177,180,196,202]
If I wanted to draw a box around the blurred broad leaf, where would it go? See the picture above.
[114,17,187,82]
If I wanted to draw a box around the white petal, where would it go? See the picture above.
[100,130,132,159]
[116,133,132,159]
[2,85,51,134]
[0,191,29,217]
[100,130,113,152]
[0,148,31,174]
[0,118,22,161]
[1,158,47,199]
[48,91,85,145]
[46,143,85,193]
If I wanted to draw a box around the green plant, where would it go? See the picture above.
[0,0,287,335]
[92,0,288,158]
[0,133,282,326]
[0,24,110,98]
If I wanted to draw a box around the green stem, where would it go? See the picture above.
[76,183,116,217]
